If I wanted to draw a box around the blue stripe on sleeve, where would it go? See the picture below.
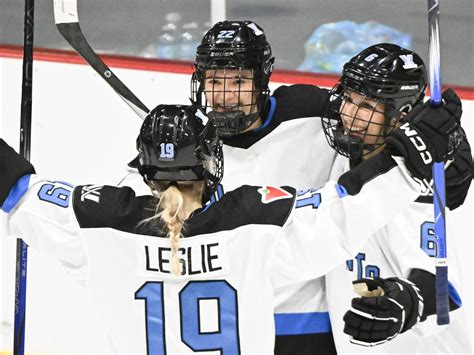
[274,312,331,335]
[448,281,462,308]
[2,174,32,213]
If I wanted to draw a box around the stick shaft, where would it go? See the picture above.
[19,0,34,160]
[14,0,35,353]
[427,0,450,325]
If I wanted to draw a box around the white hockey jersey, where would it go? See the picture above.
[207,83,468,354]
[219,92,337,190]
[1,138,421,354]
[211,85,338,353]
[119,85,339,352]
[325,154,465,354]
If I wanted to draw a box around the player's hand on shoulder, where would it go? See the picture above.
[385,88,465,181]
[343,277,424,347]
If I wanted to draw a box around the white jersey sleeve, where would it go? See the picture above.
[269,154,421,289]
[4,152,423,294]
[1,139,424,354]
[325,154,466,354]
[5,175,88,280]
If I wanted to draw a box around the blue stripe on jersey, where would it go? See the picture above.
[2,174,31,213]
[336,183,348,198]
[274,312,331,335]
[448,281,462,307]
[255,96,276,132]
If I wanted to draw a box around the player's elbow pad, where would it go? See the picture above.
[0,139,36,207]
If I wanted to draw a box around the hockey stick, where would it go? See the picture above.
[14,1,35,354]
[53,0,149,119]
[427,0,449,325]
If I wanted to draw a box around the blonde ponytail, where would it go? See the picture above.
[140,181,204,276]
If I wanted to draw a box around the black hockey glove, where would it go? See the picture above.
[385,89,464,181]
[445,137,473,209]
[343,277,425,347]
[416,137,473,210]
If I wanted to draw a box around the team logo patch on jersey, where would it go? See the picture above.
[80,185,103,203]
[257,186,293,204]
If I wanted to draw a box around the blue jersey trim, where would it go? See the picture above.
[255,96,276,132]
[274,312,331,335]
[448,281,462,307]
[336,184,348,198]
[2,174,32,213]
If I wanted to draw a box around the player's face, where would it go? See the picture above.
[339,90,392,157]
[203,68,258,117]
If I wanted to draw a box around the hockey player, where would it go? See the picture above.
[191,21,337,190]
[190,21,472,354]
[191,24,338,351]
[122,20,336,351]
[321,43,473,353]
[0,101,461,353]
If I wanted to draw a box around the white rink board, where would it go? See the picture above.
[0,56,472,354]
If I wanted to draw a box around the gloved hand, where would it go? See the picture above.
[343,277,425,347]
[445,137,473,209]
[385,89,464,180]
[415,137,473,209]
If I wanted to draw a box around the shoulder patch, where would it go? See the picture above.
[186,185,296,236]
[258,186,293,204]
[73,184,156,234]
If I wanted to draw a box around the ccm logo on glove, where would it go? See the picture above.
[399,122,433,164]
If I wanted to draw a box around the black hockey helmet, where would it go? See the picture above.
[137,104,223,202]
[322,43,427,162]
[191,20,275,136]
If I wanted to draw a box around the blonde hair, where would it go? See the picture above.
[141,181,204,275]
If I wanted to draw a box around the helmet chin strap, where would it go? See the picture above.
[333,129,364,163]
[333,125,387,167]
[208,110,259,136]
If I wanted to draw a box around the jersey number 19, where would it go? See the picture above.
[135,280,240,354]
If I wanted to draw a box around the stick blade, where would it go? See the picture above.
[54,0,149,119]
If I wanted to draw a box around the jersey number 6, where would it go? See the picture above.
[37,181,73,208]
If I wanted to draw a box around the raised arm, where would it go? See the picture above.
[271,89,465,288]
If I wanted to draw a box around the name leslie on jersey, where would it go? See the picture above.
[144,242,223,276]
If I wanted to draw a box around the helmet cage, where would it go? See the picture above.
[322,84,401,161]
[323,43,427,162]
[195,121,224,201]
[192,67,269,136]
[191,21,274,136]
